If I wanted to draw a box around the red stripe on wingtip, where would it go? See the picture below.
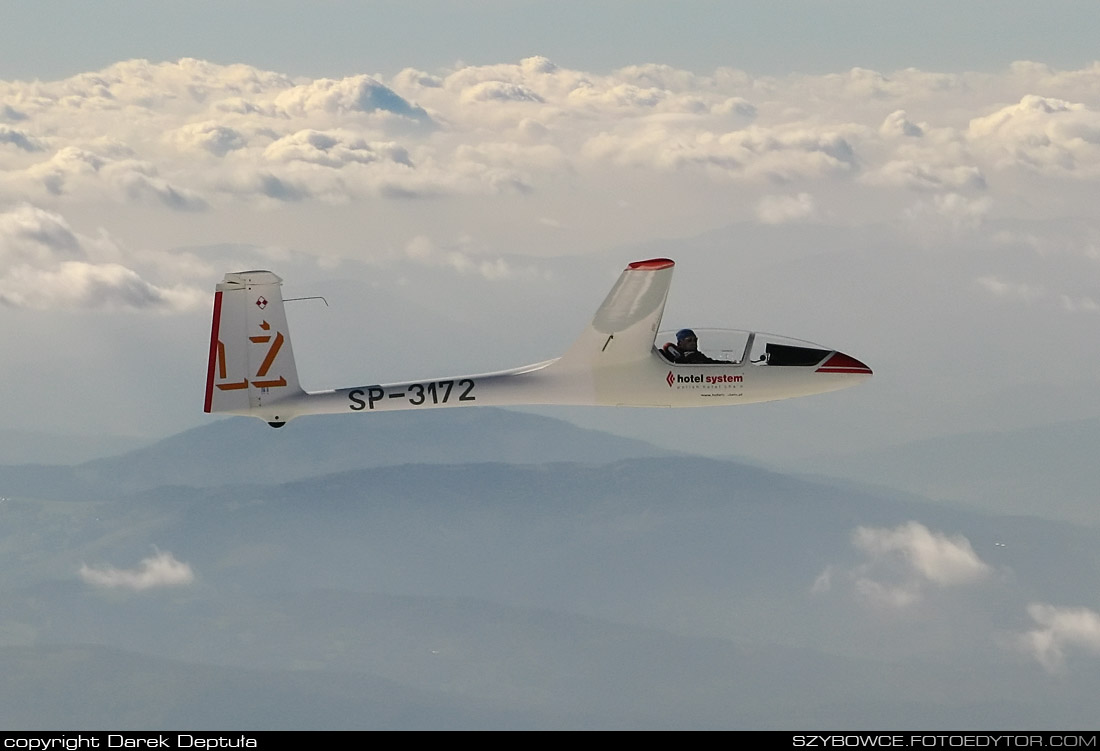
[204,290,223,413]
[628,258,675,270]
[816,352,873,374]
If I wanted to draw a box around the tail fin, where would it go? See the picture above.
[204,270,304,426]
[554,258,675,371]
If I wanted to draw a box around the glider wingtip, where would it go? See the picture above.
[628,258,675,270]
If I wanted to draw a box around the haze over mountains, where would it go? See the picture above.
[2,408,1098,729]
[800,416,1100,527]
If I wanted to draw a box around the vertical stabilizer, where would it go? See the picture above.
[204,271,304,425]
[554,258,675,371]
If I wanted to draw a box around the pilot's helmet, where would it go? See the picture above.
[676,328,697,342]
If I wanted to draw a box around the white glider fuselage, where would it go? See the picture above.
[204,258,872,427]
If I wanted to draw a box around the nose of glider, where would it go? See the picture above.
[816,351,873,375]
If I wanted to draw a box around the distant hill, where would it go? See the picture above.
[0,430,147,465]
[5,593,1091,730]
[0,642,536,731]
[92,456,1100,611]
[0,408,673,498]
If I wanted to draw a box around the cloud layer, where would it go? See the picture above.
[4,57,1100,312]
[4,58,1100,215]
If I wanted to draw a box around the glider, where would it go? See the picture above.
[204,258,871,427]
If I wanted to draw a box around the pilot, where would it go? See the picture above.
[670,328,720,364]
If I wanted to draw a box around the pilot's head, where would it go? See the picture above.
[676,328,698,351]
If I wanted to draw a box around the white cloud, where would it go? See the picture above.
[816,521,992,609]
[391,68,444,91]
[932,192,992,223]
[614,62,704,93]
[21,146,106,196]
[168,121,248,156]
[214,170,312,203]
[1014,603,1100,672]
[582,123,858,181]
[567,82,665,110]
[0,103,28,122]
[79,550,195,591]
[851,522,991,587]
[756,192,816,224]
[0,260,203,310]
[263,129,412,169]
[811,566,834,594]
[826,67,905,100]
[272,74,431,123]
[968,95,1100,176]
[880,110,924,139]
[902,192,992,232]
[0,124,44,151]
[460,137,565,168]
[977,274,1100,315]
[461,80,545,104]
[977,275,1046,304]
[0,203,205,311]
[712,97,757,119]
[116,169,208,211]
[868,160,985,192]
[9,146,208,210]
[0,202,83,264]
[1059,294,1100,313]
[401,234,518,280]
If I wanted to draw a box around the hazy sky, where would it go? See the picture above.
[4,1,1100,81]
[2,1,1100,460]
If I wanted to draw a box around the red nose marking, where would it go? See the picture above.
[816,352,873,374]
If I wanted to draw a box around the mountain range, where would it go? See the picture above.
[1,408,1097,729]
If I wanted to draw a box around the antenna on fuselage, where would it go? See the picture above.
[284,296,329,306]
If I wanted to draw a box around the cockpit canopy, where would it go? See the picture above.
[655,328,834,366]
